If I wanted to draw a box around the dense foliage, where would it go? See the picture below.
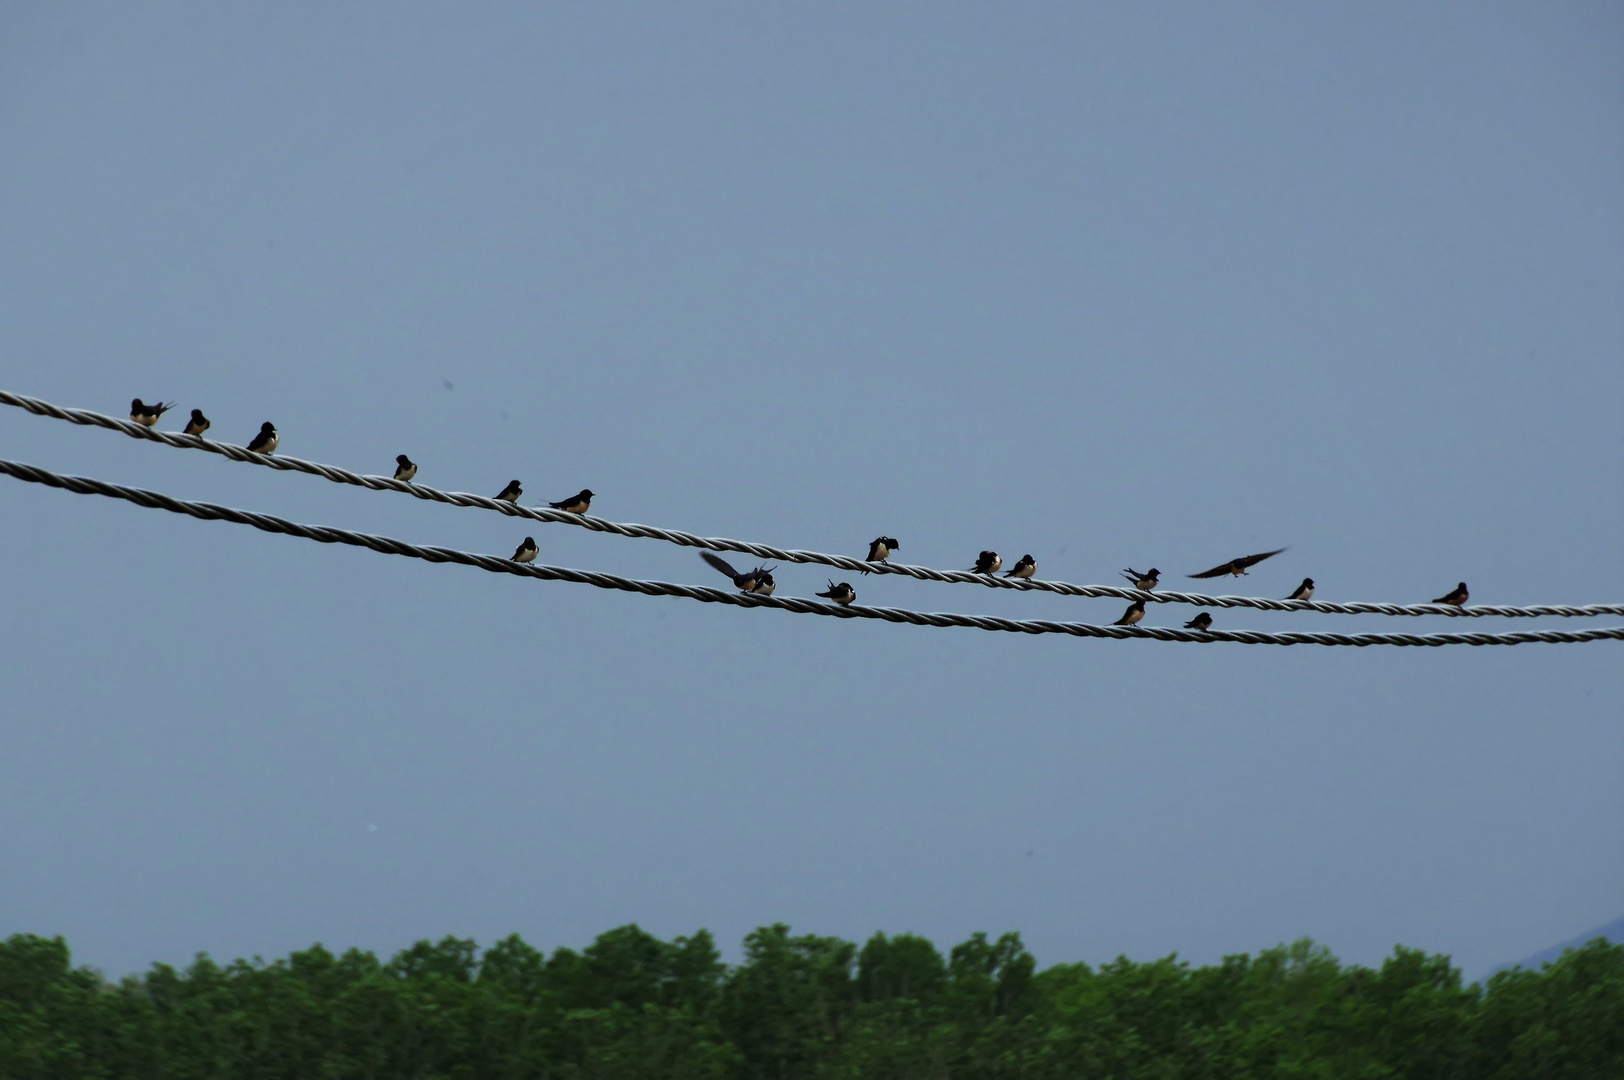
[1,926,1619,1079]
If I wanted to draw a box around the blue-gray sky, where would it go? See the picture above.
[1,3,1619,982]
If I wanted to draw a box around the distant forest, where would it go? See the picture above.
[2,926,1619,1079]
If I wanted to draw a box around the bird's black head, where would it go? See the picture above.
[580,489,595,498]
[1303,578,1314,587]
[1147,568,1159,576]
[131,398,144,411]
[260,421,275,432]
[397,454,411,465]
[524,536,536,546]
[884,537,899,548]
[191,409,206,421]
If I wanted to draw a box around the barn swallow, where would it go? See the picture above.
[1122,567,1159,591]
[130,399,175,427]
[393,455,418,482]
[1006,554,1037,579]
[970,551,1002,574]
[182,409,210,437]
[1188,548,1286,579]
[1432,582,1469,607]
[494,480,523,503]
[1114,600,1146,626]
[511,537,538,563]
[1183,612,1212,630]
[701,552,775,594]
[1285,578,1315,601]
[752,570,776,597]
[817,581,856,606]
[246,422,278,454]
[549,489,594,514]
[866,537,899,563]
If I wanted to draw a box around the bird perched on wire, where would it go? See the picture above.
[494,480,523,503]
[701,552,775,594]
[393,455,418,482]
[182,409,210,437]
[246,422,278,454]
[1188,548,1286,579]
[863,537,899,571]
[1123,567,1159,591]
[549,489,594,514]
[1285,578,1314,601]
[969,551,1002,574]
[1184,612,1212,630]
[511,537,538,563]
[130,399,174,427]
[817,581,856,606]
[1006,554,1037,580]
[1114,600,1146,626]
[1432,582,1469,607]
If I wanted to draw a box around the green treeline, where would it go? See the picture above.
[2,927,1620,1079]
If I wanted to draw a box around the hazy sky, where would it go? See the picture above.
[1,3,1619,982]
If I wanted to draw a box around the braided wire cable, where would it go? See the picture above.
[4,388,1620,620]
[2,457,1621,648]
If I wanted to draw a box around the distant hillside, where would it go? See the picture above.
[1493,917,1624,976]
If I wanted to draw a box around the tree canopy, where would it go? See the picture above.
[1,926,1618,1079]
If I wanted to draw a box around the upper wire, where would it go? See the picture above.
[3,388,1620,620]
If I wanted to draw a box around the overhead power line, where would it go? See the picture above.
[2,457,1619,648]
[3,388,1620,620]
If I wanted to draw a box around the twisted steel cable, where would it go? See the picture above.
[2,457,1620,648]
[4,388,1620,620]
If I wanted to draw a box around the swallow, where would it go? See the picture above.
[701,552,775,594]
[130,399,175,427]
[1432,582,1469,607]
[1285,578,1315,601]
[1006,554,1037,579]
[1183,612,1212,630]
[1188,548,1286,579]
[511,537,538,563]
[246,422,278,454]
[1122,567,1159,591]
[494,480,523,503]
[866,537,899,563]
[182,409,210,437]
[970,551,1002,574]
[817,580,856,606]
[1114,600,1146,626]
[549,489,594,514]
[393,455,418,482]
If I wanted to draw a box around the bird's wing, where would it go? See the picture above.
[1235,548,1287,570]
[1187,562,1234,579]
[701,552,741,579]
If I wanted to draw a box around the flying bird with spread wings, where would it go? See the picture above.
[1188,548,1286,579]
